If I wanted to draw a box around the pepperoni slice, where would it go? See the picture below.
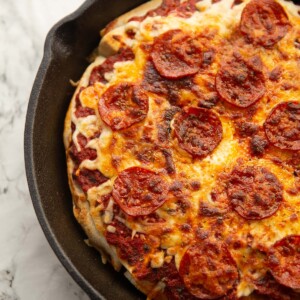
[240,0,291,47]
[112,167,168,216]
[268,235,300,290]
[226,166,283,220]
[216,55,265,108]
[179,241,239,299]
[98,83,149,131]
[173,107,223,158]
[254,272,298,300]
[264,101,300,151]
[151,30,202,79]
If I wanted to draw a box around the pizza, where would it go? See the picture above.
[63,0,300,299]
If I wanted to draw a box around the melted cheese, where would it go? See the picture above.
[67,0,300,298]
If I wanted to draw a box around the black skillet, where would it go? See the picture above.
[24,0,146,299]
[24,0,300,299]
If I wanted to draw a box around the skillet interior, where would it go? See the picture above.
[25,0,146,299]
[24,0,300,299]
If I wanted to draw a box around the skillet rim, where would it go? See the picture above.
[24,1,107,299]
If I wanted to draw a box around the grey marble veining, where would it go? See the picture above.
[0,1,90,299]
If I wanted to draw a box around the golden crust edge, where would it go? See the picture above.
[63,52,159,297]
[98,0,163,56]
[100,0,162,36]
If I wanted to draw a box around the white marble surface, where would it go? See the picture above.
[0,1,90,299]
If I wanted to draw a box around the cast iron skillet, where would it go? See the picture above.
[24,0,300,299]
[24,0,147,299]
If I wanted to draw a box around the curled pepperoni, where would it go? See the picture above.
[216,55,265,108]
[151,30,202,79]
[112,167,168,216]
[98,83,149,131]
[268,235,300,290]
[173,107,223,158]
[240,0,291,47]
[226,166,283,220]
[179,241,239,299]
[264,101,300,151]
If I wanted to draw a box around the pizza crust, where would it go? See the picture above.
[100,0,162,36]
[64,0,300,298]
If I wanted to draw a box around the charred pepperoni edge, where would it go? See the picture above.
[151,30,201,79]
[112,167,168,217]
[253,271,299,300]
[105,220,152,265]
[179,242,239,299]
[73,168,108,193]
[89,48,135,85]
[240,0,291,47]
[173,106,223,158]
[268,235,300,290]
[98,83,149,131]
[75,88,95,118]
[226,166,283,220]
[264,101,300,151]
[69,133,97,167]
[215,54,266,108]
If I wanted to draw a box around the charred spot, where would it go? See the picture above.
[199,202,224,217]
[190,180,201,191]
[157,124,170,144]
[269,66,282,81]
[135,146,155,163]
[176,198,191,214]
[202,51,215,66]
[235,121,259,137]
[142,61,194,105]
[250,135,269,156]
[163,107,181,121]
[180,223,192,232]
[161,149,176,174]
[111,155,122,169]
[158,107,181,143]
[143,244,151,253]
[195,228,209,240]
[169,180,183,192]
[198,93,219,109]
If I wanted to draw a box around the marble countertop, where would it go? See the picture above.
[0,1,90,299]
